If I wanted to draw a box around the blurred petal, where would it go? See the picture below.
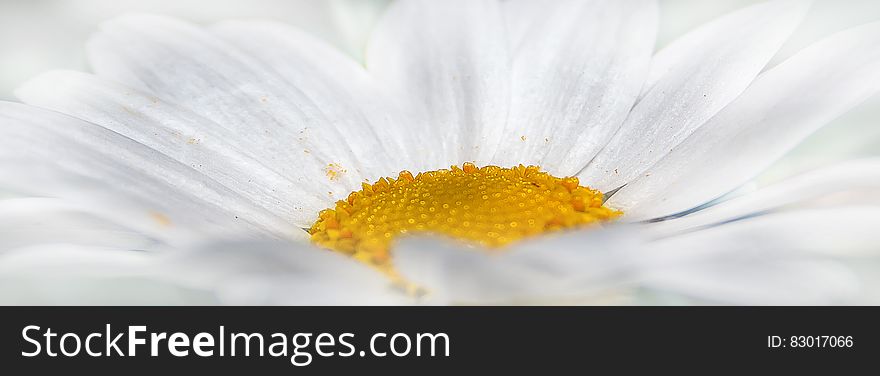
[157,240,409,305]
[581,0,808,191]
[328,0,391,60]
[0,197,164,252]
[500,0,539,51]
[397,205,880,305]
[0,242,152,274]
[495,0,657,175]
[645,159,880,237]
[0,244,212,305]
[614,22,880,220]
[0,241,407,305]
[366,0,509,166]
[639,207,880,304]
[394,227,645,304]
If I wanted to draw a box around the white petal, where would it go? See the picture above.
[580,0,809,191]
[210,20,427,173]
[87,14,386,201]
[0,245,211,305]
[0,102,281,245]
[0,197,164,252]
[366,0,509,166]
[644,159,880,237]
[0,240,408,305]
[396,206,880,305]
[16,70,323,230]
[614,22,880,220]
[640,257,859,305]
[329,0,392,61]
[500,0,542,52]
[0,244,152,276]
[639,207,880,304]
[394,227,645,304]
[158,240,408,305]
[494,0,657,174]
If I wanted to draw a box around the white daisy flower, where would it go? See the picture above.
[2,0,880,305]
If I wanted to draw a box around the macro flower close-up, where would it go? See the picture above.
[1,0,879,305]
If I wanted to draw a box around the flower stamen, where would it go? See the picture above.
[309,163,621,278]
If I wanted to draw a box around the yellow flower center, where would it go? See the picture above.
[309,163,621,278]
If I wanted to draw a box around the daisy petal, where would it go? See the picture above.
[366,0,509,166]
[581,0,809,191]
[0,102,283,245]
[0,245,210,305]
[159,241,408,305]
[500,0,540,51]
[615,22,880,220]
[210,20,426,173]
[16,70,323,230]
[495,0,657,174]
[327,0,393,60]
[0,197,163,252]
[640,207,880,304]
[0,241,405,305]
[87,14,385,202]
[394,228,644,304]
[644,159,880,237]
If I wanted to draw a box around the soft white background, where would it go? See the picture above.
[1,0,878,180]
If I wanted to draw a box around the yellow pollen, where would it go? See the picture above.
[324,163,346,181]
[308,163,621,278]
